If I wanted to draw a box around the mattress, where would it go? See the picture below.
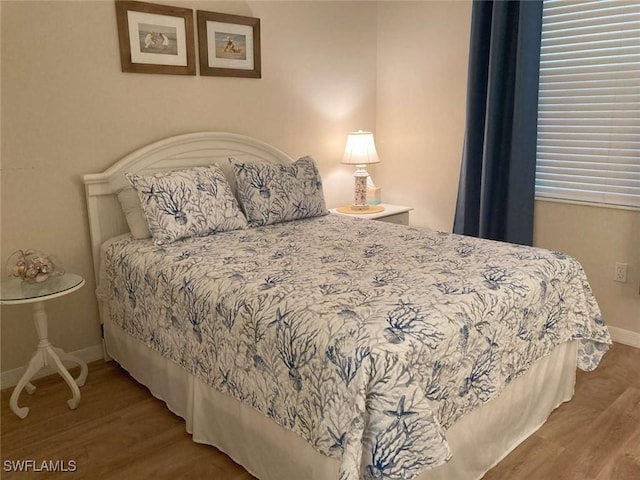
[98,214,611,480]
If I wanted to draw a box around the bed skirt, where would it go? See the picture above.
[105,318,577,480]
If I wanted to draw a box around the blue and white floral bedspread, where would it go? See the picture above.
[99,214,611,480]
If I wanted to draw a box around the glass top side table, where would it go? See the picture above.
[0,273,89,418]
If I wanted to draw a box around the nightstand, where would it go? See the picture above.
[330,204,413,226]
[0,273,88,418]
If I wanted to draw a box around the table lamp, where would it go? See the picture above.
[338,131,384,213]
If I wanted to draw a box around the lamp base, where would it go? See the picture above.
[336,205,385,215]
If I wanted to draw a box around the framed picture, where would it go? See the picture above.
[115,0,196,75]
[197,11,261,78]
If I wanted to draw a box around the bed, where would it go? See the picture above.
[83,132,611,480]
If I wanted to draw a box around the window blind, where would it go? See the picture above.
[535,0,640,209]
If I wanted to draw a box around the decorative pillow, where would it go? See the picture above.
[231,156,328,226]
[126,165,247,245]
[117,188,152,240]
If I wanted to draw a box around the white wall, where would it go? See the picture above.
[534,201,640,341]
[376,1,472,232]
[0,0,378,372]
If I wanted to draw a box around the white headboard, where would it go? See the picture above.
[83,132,294,283]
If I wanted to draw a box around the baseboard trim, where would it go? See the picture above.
[0,343,104,390]
[608,326,640,349]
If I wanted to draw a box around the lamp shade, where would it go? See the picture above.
[341,131,381,165]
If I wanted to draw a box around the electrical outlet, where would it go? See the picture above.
[613,262,628,283]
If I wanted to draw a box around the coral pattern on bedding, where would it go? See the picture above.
[231,156,328,226]
[99,215,611,480]
[127,165,247,245]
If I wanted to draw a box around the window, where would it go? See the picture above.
[535,0,640,209]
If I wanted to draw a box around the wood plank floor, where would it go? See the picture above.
[1,343,638,479]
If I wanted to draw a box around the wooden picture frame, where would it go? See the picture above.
[197,11,261,78]
[115,0,196,75]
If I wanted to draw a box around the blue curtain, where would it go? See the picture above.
[453,0,543,245]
